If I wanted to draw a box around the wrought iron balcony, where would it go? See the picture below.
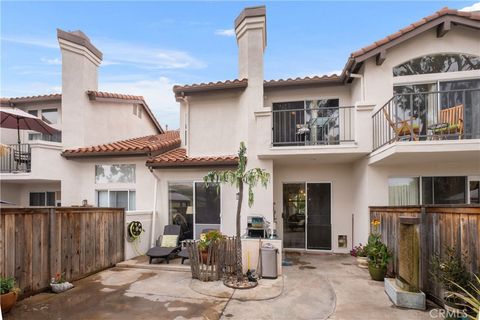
[272,106,355,146]
[0,143,31,173]
[372,89,480,151]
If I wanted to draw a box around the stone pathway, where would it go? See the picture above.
[4,253,437,320]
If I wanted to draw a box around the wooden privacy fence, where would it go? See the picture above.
[370,205,480,303]
[0,207,125,297]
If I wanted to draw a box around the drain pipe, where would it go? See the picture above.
[149,167,161,247]
[349,73,365,101]
[177,94,190,154]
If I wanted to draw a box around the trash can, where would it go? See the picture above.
[261,245,278,279]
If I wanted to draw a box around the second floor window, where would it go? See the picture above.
[95,164,136,183]
[393,53,480,77]
[41,108,58,124]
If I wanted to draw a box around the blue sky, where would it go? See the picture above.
[1,1,479,128]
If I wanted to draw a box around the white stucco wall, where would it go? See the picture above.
[186,92,244,157]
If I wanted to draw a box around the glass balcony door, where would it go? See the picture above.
[282,182,332,250]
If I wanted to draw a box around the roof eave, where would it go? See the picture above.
[62,149,149,159]
[147,160,239,169]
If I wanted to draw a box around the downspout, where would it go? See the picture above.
[177,94,190,155]
[349,73,365,101]
[149,167,161,247]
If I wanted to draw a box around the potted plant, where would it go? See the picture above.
[198,230,225,264]
[450,274,479,320]
[350,244,368,268]
[430,246,472,316]
[50,272,74,293]
[1,277,20,313]
[365,219,391,281]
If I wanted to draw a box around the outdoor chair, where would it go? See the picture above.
[383,108,420,141]
[428,104,464,139]
[146,224,181,264]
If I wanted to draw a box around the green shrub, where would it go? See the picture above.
[365,233,392,269]
[0,277,16,295]
[430,246,471,293]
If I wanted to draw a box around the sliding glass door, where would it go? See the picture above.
[283,182,331,250]
[307,183,332,250]
[168,181,221,240]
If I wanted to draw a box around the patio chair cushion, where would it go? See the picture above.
[397,124,420,136]
[161,235,178,247]
[432,123,461,133]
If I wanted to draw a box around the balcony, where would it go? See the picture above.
[373,89,480,151]
[272,106,355,147]
[0,143,31,173]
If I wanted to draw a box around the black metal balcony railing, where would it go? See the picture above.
[272,106,355,146]
[0,144,31,173]
[372,89,480,151]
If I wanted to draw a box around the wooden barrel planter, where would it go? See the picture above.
[185,237,237,282]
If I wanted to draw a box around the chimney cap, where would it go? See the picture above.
[234,5,266,29]
[57,28,103,61]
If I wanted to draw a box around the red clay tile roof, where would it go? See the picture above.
[173,79,248,94]
[86,91,144,101]
[350,7,480,59]
[1,93,62,103]
[86,91,163,133]
[63,131,180,158]
[264,74,343,88]
[147,148,239,168]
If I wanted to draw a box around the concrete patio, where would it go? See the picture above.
[5,253,437,320]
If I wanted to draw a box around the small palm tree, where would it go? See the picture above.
[204,142,270,282]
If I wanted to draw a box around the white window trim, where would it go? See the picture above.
[96,189,136,211]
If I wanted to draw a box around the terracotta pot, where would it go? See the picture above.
[1,291,17,314]
[200,250,211,265]
[368,264,386,281]
[356,257,368,269]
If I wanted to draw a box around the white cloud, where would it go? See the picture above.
[460,2,480,11]
[215,29,235,37]
[100,77,179,128]
[92,37,206,70]
[2,34,206,70]
[1,35,57,49]
[41,57,62,65]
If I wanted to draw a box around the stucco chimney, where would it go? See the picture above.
[234,6,266,82]
[57,29,103,147]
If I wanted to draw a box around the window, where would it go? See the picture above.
[393,53,480,77]
[272,99,340,146]
[168,181,221,240]
[27,110,38,117]
[133,104,143,119]
[96,190,136,210]
[469,180,479,204]
[29,192,56,206]
[389,176,470,205]
[388,177,420,205]
[95,164,136,183]
[422,176,467,205]
[41,108,58,124]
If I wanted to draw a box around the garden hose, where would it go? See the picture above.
[126,221,145,256]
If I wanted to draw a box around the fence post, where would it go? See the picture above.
[49,208,57,280]
[419,206,428,293]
